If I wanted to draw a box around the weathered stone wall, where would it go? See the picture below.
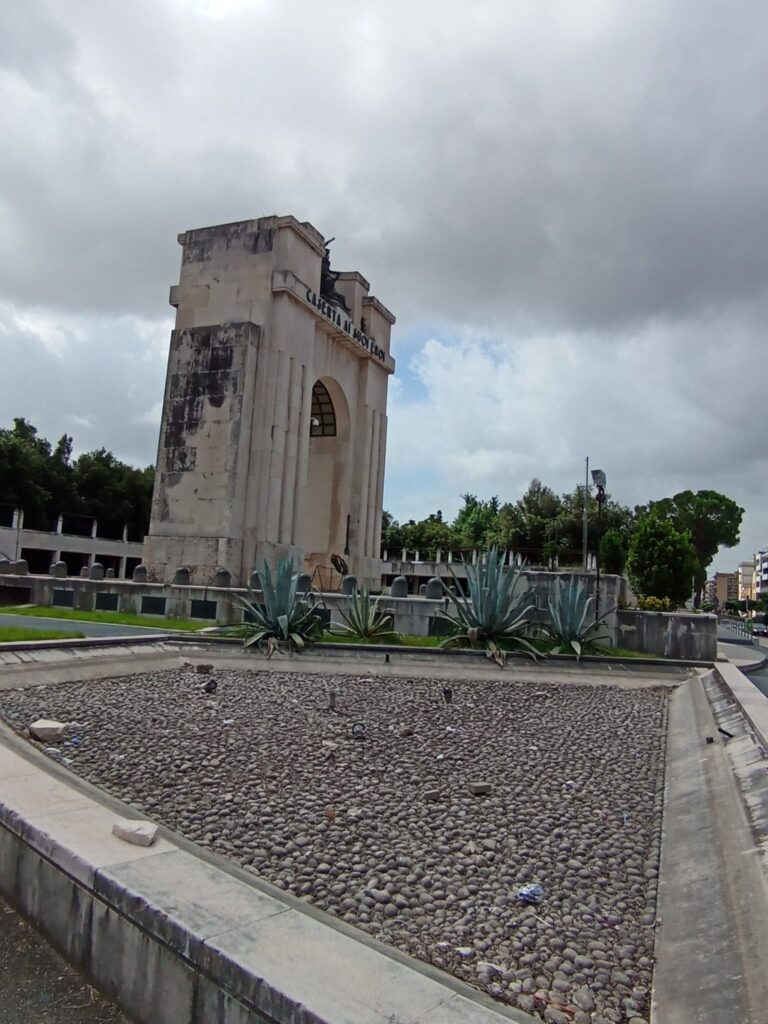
[617,609,717,660]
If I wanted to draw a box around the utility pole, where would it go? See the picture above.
[582,457,589,572]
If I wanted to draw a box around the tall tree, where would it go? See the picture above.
[452,494,499,549]
[72,449,154,540]
[649,490,744,608]
[626,513,697,608]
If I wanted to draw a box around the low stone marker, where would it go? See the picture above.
[89,562,105,580]
[29,719,66,743]
[132,564,148,583]
[112,819,159,847]
[424,576,443,599]
[213,567,231,588]
[390,575,408,598]
[341,575,358,595]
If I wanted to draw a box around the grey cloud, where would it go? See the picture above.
[1,0,767,570]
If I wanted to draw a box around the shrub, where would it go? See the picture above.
[626,514,696,609]
[599,528,626,575]
[636,595,674,612]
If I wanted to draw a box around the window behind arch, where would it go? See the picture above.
[310,381,336,437]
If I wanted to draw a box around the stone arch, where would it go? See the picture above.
[301,376,352,579]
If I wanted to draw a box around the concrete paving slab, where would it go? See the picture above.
[8,803,176,887]
[0,743,48,779]
[0,772,95,819]
[96,849,289,961]
[200,906,483,1024]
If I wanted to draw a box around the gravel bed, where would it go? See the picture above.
[0,667,668,1023]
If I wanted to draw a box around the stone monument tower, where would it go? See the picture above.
[143,215,395,588]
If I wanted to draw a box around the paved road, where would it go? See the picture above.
[0,895,127,1023]
[746,661,768,698]
[0,613,172,638]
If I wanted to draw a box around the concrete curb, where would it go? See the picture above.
[0,729,533,1024]
[652,677,768,1023]
[714,660,768,754]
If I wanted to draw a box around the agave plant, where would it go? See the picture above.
[224,557,324,655]
[331,586,397,642]
[545,576,614,660]
[438,547,540,665]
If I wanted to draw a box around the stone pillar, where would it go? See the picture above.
[55,515,63,535]
[265,349,292,545]
[119,556,127,579]
[91,519,98,539]
[364,410,382,558]
[279,357,302,545]
[12,508,23,561]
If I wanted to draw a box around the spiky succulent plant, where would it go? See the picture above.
[224,557,324,654]
[545,576,613,660]
[331,585,397,642]
[438,547,540,665]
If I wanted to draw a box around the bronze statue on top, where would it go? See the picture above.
[320,239,351,315]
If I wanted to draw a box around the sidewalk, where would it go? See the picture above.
[717,640,767,673]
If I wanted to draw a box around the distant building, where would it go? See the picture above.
[755,550,768,600]
[708,571,738,607]
[738,560,756,603]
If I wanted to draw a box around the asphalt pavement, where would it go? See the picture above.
[0,613,171,638]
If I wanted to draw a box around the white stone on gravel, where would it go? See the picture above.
[112,819,159,847]
[29,719,66,742]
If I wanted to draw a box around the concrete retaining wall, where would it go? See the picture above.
[617,610,717,661]
[0,569,621,639]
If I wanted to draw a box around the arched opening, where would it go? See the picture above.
[310,380,336,437]
[302,377,351,584]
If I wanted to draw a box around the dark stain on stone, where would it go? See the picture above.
[247,228,274,254]
[182,240,213,264]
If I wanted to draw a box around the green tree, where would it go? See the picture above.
[600,528,626,575]
[452,494,499,549]
[626,514,697,608]
[0,418,61,528]
[72,449,154,539]
[491,480,563,561]
[648,490,744,608]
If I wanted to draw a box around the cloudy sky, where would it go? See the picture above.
[1,0,766,572]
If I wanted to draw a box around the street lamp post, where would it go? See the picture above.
[591,470,607,623]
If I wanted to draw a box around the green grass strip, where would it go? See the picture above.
[2,606,204,632]
[0,627,86,642]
